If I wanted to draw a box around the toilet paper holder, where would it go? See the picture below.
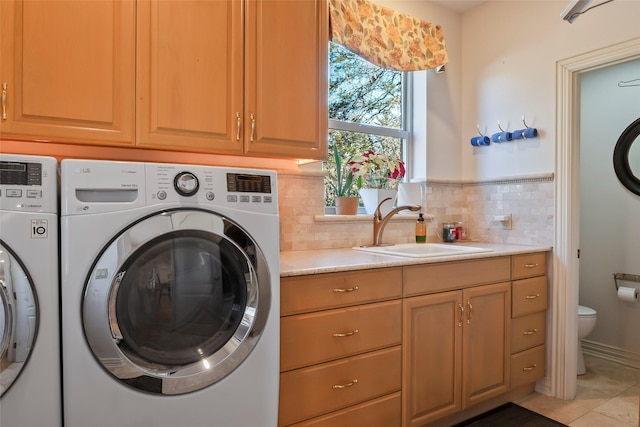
[613,272,640,290]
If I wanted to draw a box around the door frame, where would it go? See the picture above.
[551,37,640,400]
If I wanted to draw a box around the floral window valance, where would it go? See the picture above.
[329,0,448,71]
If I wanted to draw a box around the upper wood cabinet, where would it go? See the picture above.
[1,0,328,160]
[0,0,136,145]
[136,0,243,154]
[243,0,328,159]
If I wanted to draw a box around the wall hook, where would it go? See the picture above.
[476,124,486,136]
[522,115,531,129]
[618,78,640,87]
[497,120,506,132]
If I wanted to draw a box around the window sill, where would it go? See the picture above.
[314,213,433,223]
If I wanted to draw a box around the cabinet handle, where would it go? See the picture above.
[524,263,539,268]
[466,300,472,325]
[525,294,541,299]
[522,328,538,335]
[250,113,255,142]
[522,364,537,371]
[332,379,358,389]
[236,112,241,141]
[332,329,359,337]
[332,286,359,293]
[458,303,464,327]
[2,83,7,120]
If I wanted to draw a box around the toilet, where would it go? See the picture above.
[577,305,598,375]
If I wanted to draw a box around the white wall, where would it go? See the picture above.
[579,59,640,354]
[374,1,640,182]
[376,0,464,181]
[460,0,640,181]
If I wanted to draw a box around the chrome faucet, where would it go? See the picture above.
[372,197,421,246]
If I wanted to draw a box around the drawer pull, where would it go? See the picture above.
[525,294,540,299]
[332,329,359,337]
[332,379,358,389]
[524,263,539,268]
[458,303,465,327]
[522,364,537,371]
[332,286,359,293]
[522,328,538,335]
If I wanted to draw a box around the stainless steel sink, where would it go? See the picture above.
[353,243,493,258]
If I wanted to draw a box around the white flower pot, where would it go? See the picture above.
[359,189,397,216]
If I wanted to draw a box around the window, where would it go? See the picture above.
[325,42,410,208]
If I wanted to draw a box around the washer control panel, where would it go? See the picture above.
[146,163,278,214]
[60,159,278,215]
[0,155,57,213]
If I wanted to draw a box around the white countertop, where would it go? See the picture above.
[280,243,552,277]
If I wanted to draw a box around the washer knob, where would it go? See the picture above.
[174,172,199,197]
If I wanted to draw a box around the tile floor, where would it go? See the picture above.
[516,355,640,426]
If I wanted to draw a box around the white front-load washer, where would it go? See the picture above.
[0,154,61,427]
[60,159,280,427]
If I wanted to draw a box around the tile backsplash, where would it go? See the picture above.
[277,171,554,252]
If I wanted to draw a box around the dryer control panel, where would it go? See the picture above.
[0,155,57,214]
[61,159,278,216]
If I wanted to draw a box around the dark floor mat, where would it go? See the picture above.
[452,402,568,427]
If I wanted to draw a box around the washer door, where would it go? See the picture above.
[83,209,271,395]
[0,242,38,397]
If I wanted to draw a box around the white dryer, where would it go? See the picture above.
[0,154,61,427]
[60,159,280,427]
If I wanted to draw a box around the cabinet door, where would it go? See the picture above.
[136,0,244,154]
[0,0,135,145]
[462,282,511,408]
[244,0,328,159]
[402,291,462,427]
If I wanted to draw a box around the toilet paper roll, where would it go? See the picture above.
[617,286,639,303]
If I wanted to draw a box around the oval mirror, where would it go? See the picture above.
[613,117,640,196]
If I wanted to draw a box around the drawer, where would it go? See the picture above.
[279,346,402,427]
[288,392,401,427]
[404,256,511,297]
[281,268,402,315]
[512,252,546,280]
[512,276,547,317]
[511,312,546,354]
[510,345,545,389]
[281,300,401,372]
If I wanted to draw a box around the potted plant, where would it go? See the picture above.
[349,149,406,215]
[330,145,359,215]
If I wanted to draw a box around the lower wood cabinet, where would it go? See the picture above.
[279,252,549,427]
[279,269,402,426]
[510,253,548,388]
[279,347,401,426]
[287,393,401,427]
[402,282,511,427]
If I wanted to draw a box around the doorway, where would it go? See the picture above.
[554,37,640,400]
